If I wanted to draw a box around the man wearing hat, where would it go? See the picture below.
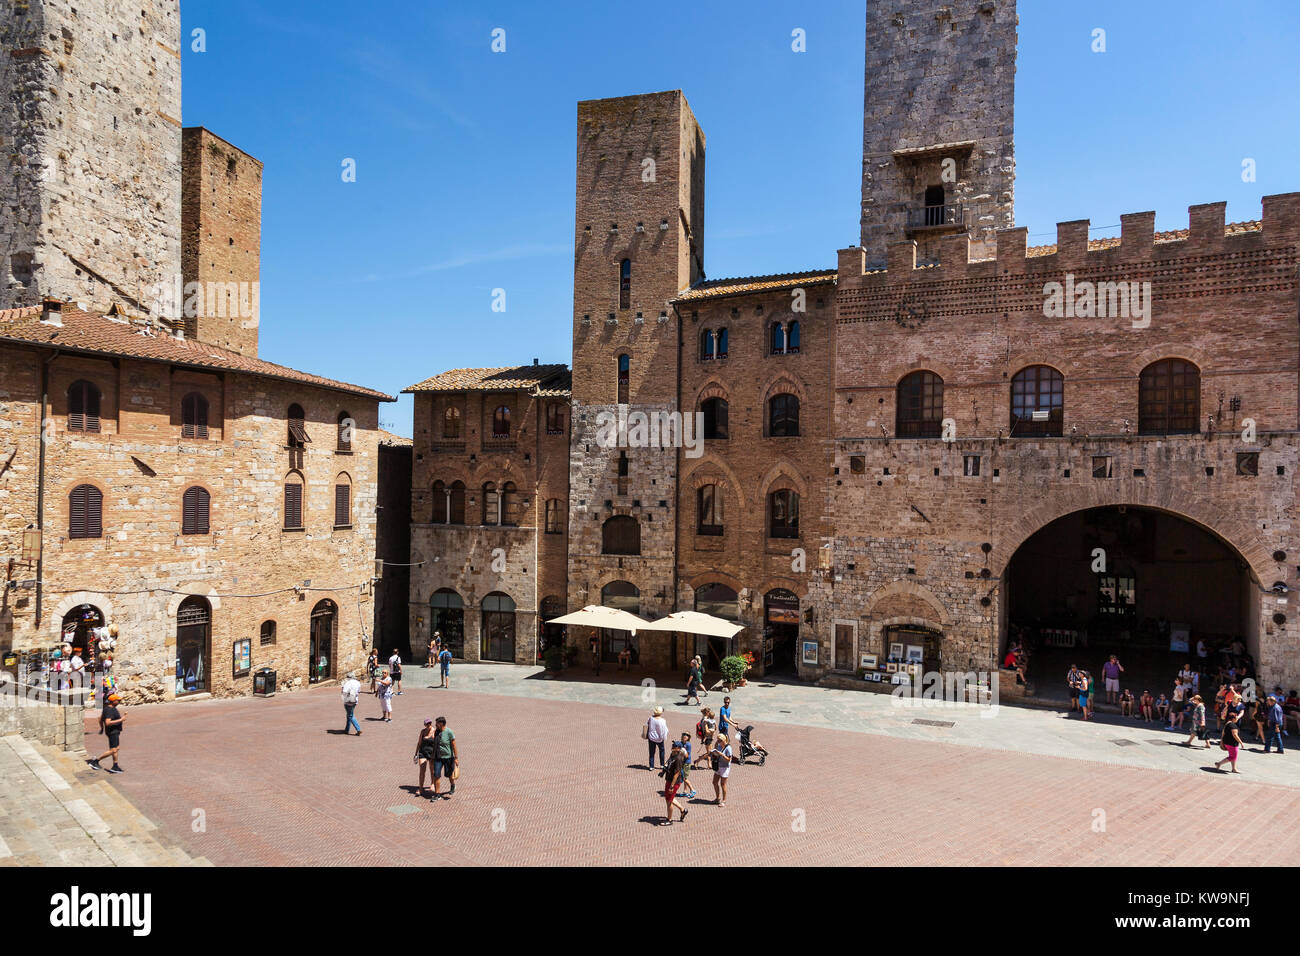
[89,693,125,774]
[645,705,668,771]
[340,671,363,736]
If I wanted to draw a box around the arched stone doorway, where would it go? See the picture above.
[763,588,800,675]
[430,589,465,659]
[309,600,337,684]
[175,596,212,696]
[1005,505,1260,699]
[481,593,516,662]
[538,595,565,663]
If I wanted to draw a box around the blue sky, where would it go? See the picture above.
[181,0,1300,436]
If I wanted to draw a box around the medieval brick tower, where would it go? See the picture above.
[859,0,1016,267]
[0,0,183,316]
[567,91,705,639]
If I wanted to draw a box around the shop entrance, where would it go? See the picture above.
[430,589,465,658]
[310,600,336,684]
[1005,506,1259,699]
[600,581,640,665]
[60,604,105,688]
[538,596,566,663]
[175,596,211,696]
[763,589,800,675]
[481,592,516,662]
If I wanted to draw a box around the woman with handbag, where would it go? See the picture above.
[1184,695,1211,749]
[1214,713,1243,773]
[432,716,458,798]
[415,719,438,796]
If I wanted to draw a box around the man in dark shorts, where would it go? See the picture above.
[89,693,125,773]
[389,649,404,695]
[659,741,688,825]
[432,716,458,799]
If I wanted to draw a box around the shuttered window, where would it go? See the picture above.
[337,411,352,452]
[182,487,210,534]
[69,484,103,539]
[284,480,304,530]
[334,482,351,528]
[68,380,101,433]
[288,404,309,470]
[181,392,209,439]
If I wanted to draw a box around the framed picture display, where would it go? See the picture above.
[886,662,899,673]
[889,642,905,661]
[869,672,882,682]
[801,641,819,665]
[905,644,925,664]
[907,662,922,676]
[232,638,251,678]
[861,653,878,670]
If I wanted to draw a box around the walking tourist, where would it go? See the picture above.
[1075,672,1089,720]
[1102,655,1125,703]
[659,741,689,825]
[388,648,404,695]
[644,705,668,770]
[415,718,437,795]
[367,648,380,693]
[1184,695,1210,748]
[1066,664,1082,712]
[1264,695,1287,754]
[426,637,437,667]
[438,645,453,688]
[1169,678,1186,730]
[711,732,734,807]
[1215,713,1243,773]
[376,668,394,722]
[693,708,717,768]
[89,694,125,774]
[677,732,696,798]
[432,716,458,798]
[1085,670,1097,718]
[98,661,117,735]
[719,696,736,737]
[341,671,363,736]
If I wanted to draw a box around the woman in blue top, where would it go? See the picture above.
[438,647,453,689]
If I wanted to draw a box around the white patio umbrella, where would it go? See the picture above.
[545,605,649,633]
[636,611,744,639]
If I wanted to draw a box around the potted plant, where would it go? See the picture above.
[719,655,747,690]
[543,645,564,672]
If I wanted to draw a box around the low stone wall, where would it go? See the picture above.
[0,677,87,751]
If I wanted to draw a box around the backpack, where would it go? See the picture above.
[695,719,704,739]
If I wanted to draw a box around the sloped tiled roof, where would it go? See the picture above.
[0,303,395,401]
[403,363,571,396]
[1026,220,1262,258]
[377,430,413,446]
[673,269,837,303]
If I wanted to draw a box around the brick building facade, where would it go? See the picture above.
[409,0,1300,690]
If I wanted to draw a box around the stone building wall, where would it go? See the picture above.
[1,342,383,702]
[812,193,1300,688]
[0,346,43,650]
[860,0,1016,267]
[374,440,411,658]
[180,127,262,356]
[0,0,182,314]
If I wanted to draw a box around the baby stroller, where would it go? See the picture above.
[737,725,768,765]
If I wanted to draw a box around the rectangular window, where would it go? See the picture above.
[1092,456,1112,479]
[284,483,304,530]
[1236,452,1259,477]
[545,499,563,535]
[334,483,351,528]
[963,455,981,477]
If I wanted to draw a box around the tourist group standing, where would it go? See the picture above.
[645,702,738,825]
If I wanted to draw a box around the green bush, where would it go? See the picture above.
[719,655,747,685]
[543,646,564,671]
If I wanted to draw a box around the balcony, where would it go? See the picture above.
[905,203,966,235]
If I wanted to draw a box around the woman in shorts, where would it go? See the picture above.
[693,708,717,768]
[1215,714,1242,773]
[414,718,438,795]
[375,668,393,722]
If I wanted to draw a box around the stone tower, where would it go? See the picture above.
[567,90,705,627]
[181,127,262,357]
[0,0,182,315]
[859,0,1016,267]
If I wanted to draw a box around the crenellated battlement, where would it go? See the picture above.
[839,192,1300,284]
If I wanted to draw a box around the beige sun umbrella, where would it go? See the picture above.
[636,610,745,639]
[545,605,649,632]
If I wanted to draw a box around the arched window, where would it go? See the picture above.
[67,380,101,433]
[769,488,800,539]
[310,599,337,683]
[287,403,308,469]
[1010,366,1064,437]
[443,405,461,439]
[501,481,518,527]
[702,397,729,440]
[617,354,630,405]
[697,484,724,536]
[700,328,715,360]
[337,411,352,451]
[786,321,800,354]
[492,406,511,439]
[182,392,209,439]
[449,480,466,525]
[481,592,517,662]
[334,474,352,528]
[182,486,210,535]
[619,258,632,310]
[717,327,729,358]
[616,451,630,495]
[694,582,739,622]
[69,484,103,539]
[432,480,447,524]
[482,481,500,526]
[260,620,277,646]
[546,402,565,435]
[602,515,641,555]
[545,498,564,535]
[896,371,944,438]
[768,393,800,437]
[1139,359,1200,435]
[284,472,304,530]
[771,322,786,355]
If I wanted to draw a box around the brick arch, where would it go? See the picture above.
[757,459,807,499]
[862,580,952,628]
[694,377,730,406]
[165,588,222,617]
[757,576,807,600]
[883,360,958,389]
[592,574,645,601]
[681,454,749,513]
[1130,347,1211,380]
[761,371,809,406]
[52,592,116,625]
[684,570,744,594]
[1004,356,1067,381]
[992,492,1268,585]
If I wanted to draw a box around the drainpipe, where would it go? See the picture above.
[35,347,60,631]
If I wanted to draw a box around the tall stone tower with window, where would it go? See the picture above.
[0,0,183,315]
[859,0,1016,267]
[566,90,705,657]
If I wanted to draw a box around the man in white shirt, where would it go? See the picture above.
[646,705,668,771]
[388,649,403,695]
[340,671,362,736]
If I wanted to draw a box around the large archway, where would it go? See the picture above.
[1005,505,1260,700]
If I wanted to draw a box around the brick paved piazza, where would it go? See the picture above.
[94,664,1300,866]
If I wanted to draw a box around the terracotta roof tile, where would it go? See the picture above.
[673,269,837,303]
[0,303,394,401]
[403,364,571,395]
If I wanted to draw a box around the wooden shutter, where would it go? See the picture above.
[183,394,209,439]
[334,483,350,527]
[284,482,303,529]
[84,383,101,433]
[183,487,209,535]
[70,485,102,539]
[337,413,352,452]
[68,382,84,433]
